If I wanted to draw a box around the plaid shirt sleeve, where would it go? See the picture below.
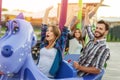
[40,24,48,49]
[55,27,69,53]
[86,26,95,40]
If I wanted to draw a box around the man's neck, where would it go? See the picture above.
[94,37,105,42]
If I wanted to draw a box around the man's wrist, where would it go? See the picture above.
[87,24,91,27]
[85,24,91,28]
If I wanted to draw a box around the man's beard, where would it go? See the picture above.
[94,31,105,39]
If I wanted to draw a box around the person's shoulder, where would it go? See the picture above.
[104,45,110,53]
[105,44,110,49]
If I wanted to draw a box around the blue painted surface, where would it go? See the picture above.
[64,54,80,64]
[55,60,77,78]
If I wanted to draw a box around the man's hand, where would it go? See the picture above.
[84,7,91,27]
[46,6,53,12]
[0,71,4,75]
[73,61,81,70]
[64,15,75,27]
[100,0,104,4]
[43,6,53,24]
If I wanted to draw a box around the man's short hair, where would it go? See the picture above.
[97,20,109,31]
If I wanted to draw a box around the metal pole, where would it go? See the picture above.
[59,0,68,31]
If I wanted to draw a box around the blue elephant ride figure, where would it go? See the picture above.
[0,13,50,80]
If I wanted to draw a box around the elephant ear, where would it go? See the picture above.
[16,12,25,19]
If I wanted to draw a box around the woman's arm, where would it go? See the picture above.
[61,14,76,51]
[55,13,75,52]
[40,6,53,48]
[70,19,80,32]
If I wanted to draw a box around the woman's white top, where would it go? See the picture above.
[38,47,57,77]
[68,38,82,54]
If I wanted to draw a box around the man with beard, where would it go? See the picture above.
[73,7,110,77]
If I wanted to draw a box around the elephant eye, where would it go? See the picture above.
[12,21,19,34]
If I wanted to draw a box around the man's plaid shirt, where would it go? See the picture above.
[78,26,110,76]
